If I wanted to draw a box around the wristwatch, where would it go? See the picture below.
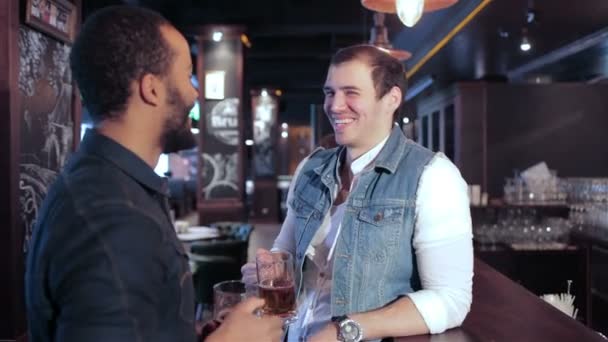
[332,315,364,342]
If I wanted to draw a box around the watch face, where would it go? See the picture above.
[340,320,362,341]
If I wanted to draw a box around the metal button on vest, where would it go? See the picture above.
[374,211,384,221]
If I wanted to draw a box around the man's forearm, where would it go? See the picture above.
[349,296,429,340]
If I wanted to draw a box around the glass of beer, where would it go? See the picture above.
[213,280,247,321]
[256,251,297,321]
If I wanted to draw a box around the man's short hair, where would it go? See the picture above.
[70,6,174,122]
[330,44,407,119]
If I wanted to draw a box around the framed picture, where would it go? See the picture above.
[25,0,78,44]
[205,70,226,100]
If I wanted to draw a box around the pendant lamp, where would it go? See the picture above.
[361,0,458,13]
[369,12,412,60]
[395,0,425,27]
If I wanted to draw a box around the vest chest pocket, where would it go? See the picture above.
[356,204,407,261]
[290,197,322,253]
[358,205,405,227]
[290,197,317,219]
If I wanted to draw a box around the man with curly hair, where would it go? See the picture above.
[25,6,282,342]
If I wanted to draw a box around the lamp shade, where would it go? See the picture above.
[361,0,458,13]
[377,47,412,60]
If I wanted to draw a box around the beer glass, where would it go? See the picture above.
[255,251,297,320]
[213,280,246,321]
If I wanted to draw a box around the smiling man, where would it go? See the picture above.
[243,44,473,342]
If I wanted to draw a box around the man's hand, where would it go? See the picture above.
[206,297,283,342]
[241,248,272,286]
[308,323,339,342]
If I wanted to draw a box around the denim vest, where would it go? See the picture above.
[289,127,434,317]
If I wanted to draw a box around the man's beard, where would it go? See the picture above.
[161,85,197,154]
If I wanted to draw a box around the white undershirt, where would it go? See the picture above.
[274,136,473,339]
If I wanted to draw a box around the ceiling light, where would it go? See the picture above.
[520,28,532,52]
[396,0,425,27]
[212,31,223,42]
[240,34,252,48]
[361,0,458,14]
[526,8,539,24]
[520,38,531,52]
[498,28,509,38]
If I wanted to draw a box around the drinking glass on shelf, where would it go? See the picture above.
[256,251,297,322]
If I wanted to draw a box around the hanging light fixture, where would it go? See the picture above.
[362,0,458,13]
[395,0,425,27]
[369,12,412,60]
[520,27,532,52]
[212,31,223,42]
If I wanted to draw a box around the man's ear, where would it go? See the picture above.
[139,73,162,106]
[385,85,403,113]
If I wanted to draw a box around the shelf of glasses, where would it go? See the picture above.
[501,201,569,207]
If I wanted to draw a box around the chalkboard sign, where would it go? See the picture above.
[200,97,240,199]
[18,26,74,253]
[199,39,243,201]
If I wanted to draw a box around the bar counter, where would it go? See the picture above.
[395,258,605,341]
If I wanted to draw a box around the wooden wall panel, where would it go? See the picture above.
[485,83,608,196]
[455,83,487,189]
[0,0,26,339]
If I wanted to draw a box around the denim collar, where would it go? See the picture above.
[79,128,169,196]
[372,126,408,174]
[312,126,409,193]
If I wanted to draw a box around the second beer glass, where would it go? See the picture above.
[255,251,297,321]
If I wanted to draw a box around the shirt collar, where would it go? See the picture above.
[348,134,390,176]
[79,128,169,196]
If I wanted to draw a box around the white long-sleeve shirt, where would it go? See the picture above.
[273,137,473,337]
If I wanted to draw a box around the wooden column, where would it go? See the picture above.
[0,0,25,340]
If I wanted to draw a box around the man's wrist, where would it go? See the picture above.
[332,315,364,342]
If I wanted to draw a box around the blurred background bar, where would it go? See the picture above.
[2,0,608,340]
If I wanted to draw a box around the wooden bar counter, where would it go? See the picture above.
[395,259,605,342]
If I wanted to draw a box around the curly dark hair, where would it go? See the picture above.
[330,44,407,120]
[70,5,175,122]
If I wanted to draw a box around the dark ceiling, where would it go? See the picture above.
[408,0,608,86]
[83,0,608,124]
